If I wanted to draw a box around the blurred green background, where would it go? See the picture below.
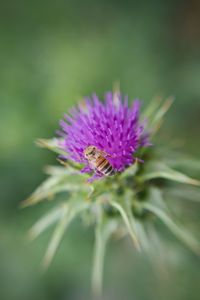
[0,0,200,299]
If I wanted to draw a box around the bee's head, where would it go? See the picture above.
[84,146,97,159]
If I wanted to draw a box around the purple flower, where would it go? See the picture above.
[58,92,150,180]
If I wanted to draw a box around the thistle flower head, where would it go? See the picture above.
[25,92,200,299]
[59,92,150,178]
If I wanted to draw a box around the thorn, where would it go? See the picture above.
[56,157,68,167]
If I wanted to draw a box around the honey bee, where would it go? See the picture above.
[83,146,115,176]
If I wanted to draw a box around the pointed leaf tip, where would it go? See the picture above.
[140,162,200,187]
[109,200,141,251]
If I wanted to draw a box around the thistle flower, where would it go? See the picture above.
[24,91,200,299]
[58,92,150,180]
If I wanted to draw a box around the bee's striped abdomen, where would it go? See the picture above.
[104,164,115,176]
[96,157,115,176]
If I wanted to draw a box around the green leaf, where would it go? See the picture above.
[28,204,65,240]
[125,198,150,251]
[129,216,150,251]
[36,138,66,155]
[42,203,70,269]
[139,162,200,186]
[142,96,162,120]
[167,157,200,172]
[92,207,117,299]
[123,191,147,249]
[21,176,65,207]
[44,165,81,176]
[143,188,200,255]
[150,96,174,134]
[165,186,200,203]
[151,97,174,123]
[109,200,140,250]
[21,172,90,207]
[36,139,82,170]
[153,148,200,171]
[43,200,89,269]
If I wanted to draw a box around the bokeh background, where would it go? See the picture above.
[0,0,200,299]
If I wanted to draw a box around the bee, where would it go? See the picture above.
[83,146,115,176]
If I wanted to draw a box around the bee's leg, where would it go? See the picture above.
[135,157,144,163]
[87,173,103,183]
[80,165,93,173]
